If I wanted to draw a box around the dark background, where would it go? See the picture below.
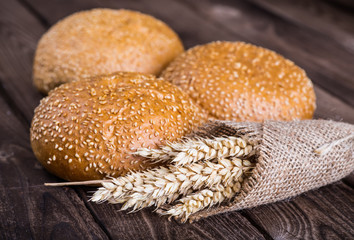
[0,0,353,239]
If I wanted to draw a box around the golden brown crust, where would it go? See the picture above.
[161,41,316,122]
[30,72,207,181]
[33,9,184,93]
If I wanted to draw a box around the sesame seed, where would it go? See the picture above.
[161,41,315,121]
[30,71,207,179]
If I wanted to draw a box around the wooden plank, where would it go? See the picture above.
[77,188,265,240]
[313,86,354,124]
[0,187,109,240]
[243,182,354,239]
[0,0,44,121]
[176,0,354,106]
[247,0,354,53]
[0,93,49,188]
[0,96,108,239]
[0,1,108,238]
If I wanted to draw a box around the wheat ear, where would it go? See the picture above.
[134,136,255,166]
[156,161,256,222]
[91,158,250,211]
[157,178,243,222]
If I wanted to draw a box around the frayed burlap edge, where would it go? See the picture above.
[188,120,354,221]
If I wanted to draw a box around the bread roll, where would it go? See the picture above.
[161,41,316,122]
[33,9,184,93]
[30,72,207,181]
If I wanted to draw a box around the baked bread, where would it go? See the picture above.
[30,72,207,181]
[33,9,184,93]
[161,41,316,121]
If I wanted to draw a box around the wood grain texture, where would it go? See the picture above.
[343,173,354,188]
[248,0,354,53]
[0,0,44,121]
[0,0,353,239]
[23,0,235,48]
[327,0,354,9]
[0,95,51,188]
[0,187,108,240]
[313,86,354,124]
[1,0,267,239]
[243,183,354,239]
[0,95,108,239]
[76,188,265,240]
[177,0,354,106]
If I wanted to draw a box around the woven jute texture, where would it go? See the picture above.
[189,120,354,221]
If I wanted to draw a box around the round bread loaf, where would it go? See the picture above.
[33,9,184,93]
[161,41,316,121]
[30,72,207,181]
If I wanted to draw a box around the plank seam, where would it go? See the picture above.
[239,211,274,240]
[16,0,50,28]
[342,178,354,189]
[73,188,114,240]
[0,80,31,127]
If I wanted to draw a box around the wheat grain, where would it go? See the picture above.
[157,180,243,222]
[135,136,255,166]
[91,158,252,212]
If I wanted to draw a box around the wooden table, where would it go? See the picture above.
[1,0,353,239]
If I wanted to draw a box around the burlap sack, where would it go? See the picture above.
[188,120,354,221]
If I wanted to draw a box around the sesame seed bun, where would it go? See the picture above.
[30,72,207,181]
[161,41,316,121]
[33,9,184,93]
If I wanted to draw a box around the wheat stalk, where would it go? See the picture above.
[91,158,253,212]
[134,136,255,166]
